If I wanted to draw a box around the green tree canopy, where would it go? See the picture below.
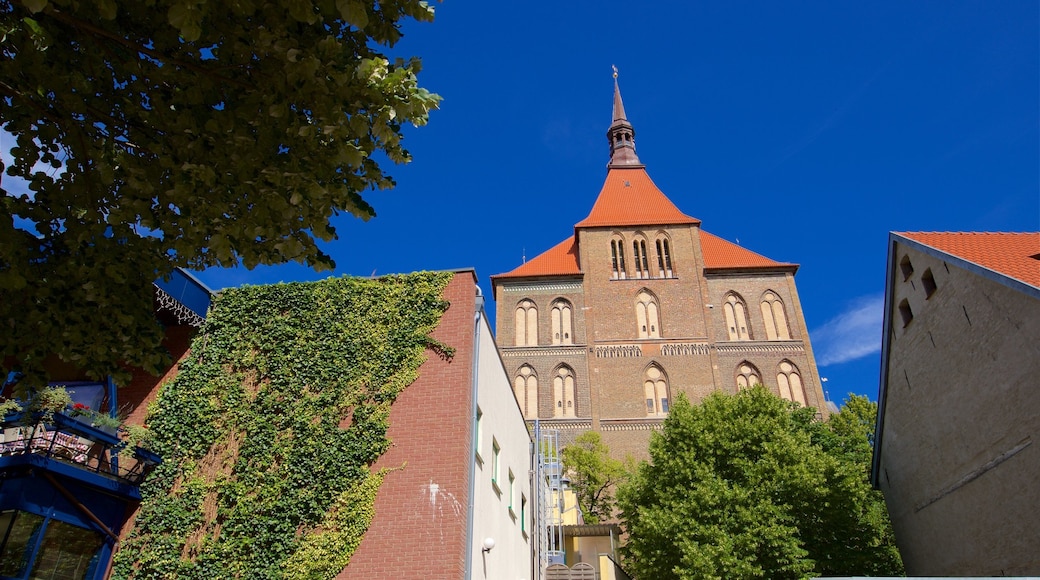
[0,0,440,384]
[561,431,629,525]
[617,388,902,579]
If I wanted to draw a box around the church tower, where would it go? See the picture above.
[491,75,825,457]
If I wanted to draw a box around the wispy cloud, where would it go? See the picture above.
[811,294,884,366]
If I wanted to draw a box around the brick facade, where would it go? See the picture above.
[340,271,477,580]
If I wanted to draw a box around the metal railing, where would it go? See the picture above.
[0,412,160,485]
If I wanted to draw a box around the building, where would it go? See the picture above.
[0,268,211,580]
[344,270,533,580]
[872,231,1040,576]
[491,77,826,457]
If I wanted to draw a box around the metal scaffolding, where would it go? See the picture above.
[531,420,565,580]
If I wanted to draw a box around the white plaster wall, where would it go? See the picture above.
[472,310,534,580]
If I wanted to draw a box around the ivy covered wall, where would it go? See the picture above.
[113,272,454,579]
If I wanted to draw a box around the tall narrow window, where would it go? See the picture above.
[610,240,620,279]
[643,364,670,416]
[761,291,791,340]
[776,360,806,405]
[654,238,673,278]
[514,299,538,346]
[550,300,573,345]
[513,365,539,418]
[736,362,761,390]
[610,236,627,279]
[632,239,650,278]
[636,290,661,338]
[723,293,750,340]
[553,366,576,418]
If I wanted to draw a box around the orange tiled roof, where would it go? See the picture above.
[492,236,581,279]
[574,167,700,228]
[700,230,795,270]
[899,232,1040,287]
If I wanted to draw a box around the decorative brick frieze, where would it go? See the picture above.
[600,418,665,432]
[715,342,806,355]
[501,281,584,294]
[659,342,711,356]
[500,346,588,358]
[594,345,643,358]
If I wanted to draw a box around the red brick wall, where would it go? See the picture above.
[121,325,195,426]
[340,271,476,579]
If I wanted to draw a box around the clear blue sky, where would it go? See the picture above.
[194,1,1040,404]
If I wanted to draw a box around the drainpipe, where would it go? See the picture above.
[464,287,485,580]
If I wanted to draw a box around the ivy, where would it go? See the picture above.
[112,272,454,579]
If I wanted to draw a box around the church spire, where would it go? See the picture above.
[607,67,643,168]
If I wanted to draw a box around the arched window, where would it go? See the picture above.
[723,293,751,341]
[553,366,577,418]
[643,364,670,416]
[610,235,627,280]
[777,360,806,406]
[655,236,673,278]
[761,291,791,340]
[514,299,538,346]
[632,238,650,279]
[550,300,573,345]
[735,361,761,390]
[513,365,539,418]
[635,290,660,339]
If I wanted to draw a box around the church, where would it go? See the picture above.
[491,76,827,457]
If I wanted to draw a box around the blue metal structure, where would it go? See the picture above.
[0,268,209,579]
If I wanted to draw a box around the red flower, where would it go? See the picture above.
[73,403,88,410]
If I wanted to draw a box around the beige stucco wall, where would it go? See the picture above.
[878,241,1040,575]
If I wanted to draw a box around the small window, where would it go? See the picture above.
[508,471,516,516]
[922,268,937,298]
[475,407,483,462]
[898,299,913,327]
[899,255,914,280]
[521,494,528,535]
[491,439,501,492]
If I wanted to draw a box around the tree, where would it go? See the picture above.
[0,0,440,385]
[617,388,903,579]
[561,431,628,524]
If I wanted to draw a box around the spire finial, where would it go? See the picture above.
[607,68,643,168]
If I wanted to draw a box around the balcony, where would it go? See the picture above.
[0,411,160,497]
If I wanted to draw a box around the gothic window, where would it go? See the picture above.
[514,299,538,346]
[760,291,791,340]
[635,290,661,339]
[643,364,670,416]
[553,366,577,418]
[610,236,628,280]
[632,238,650,279]
[655,237,673,278]
[736,362,761,390]
[776,360,806,406]
[723,293,751,341]
[550,300,574,345]
[513,365,539,418]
